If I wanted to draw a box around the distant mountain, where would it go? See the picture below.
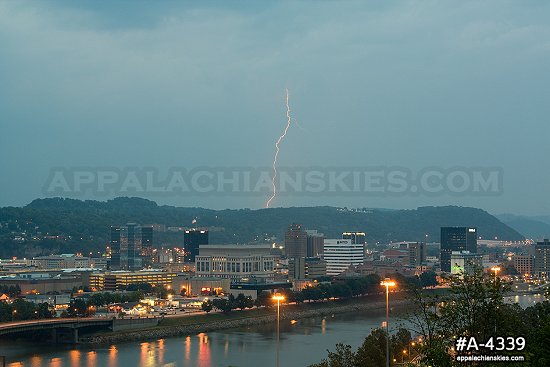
[529,215,550,226]
[496,214,550,240]
[0,197,524,258]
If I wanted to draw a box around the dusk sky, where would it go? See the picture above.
[1,1,549,215]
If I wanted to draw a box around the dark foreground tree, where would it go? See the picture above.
[201,299,213,313]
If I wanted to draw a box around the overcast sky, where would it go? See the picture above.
[1,1,549,215]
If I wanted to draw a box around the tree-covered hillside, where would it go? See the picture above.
[0,197,524,258]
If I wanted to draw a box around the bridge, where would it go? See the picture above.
[0,317,160,343]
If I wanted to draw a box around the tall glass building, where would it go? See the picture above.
[110,223,153,270]
[184,229,209,263]
[440,227,477,273]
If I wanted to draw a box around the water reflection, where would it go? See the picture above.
[158,339,165,366]
[85,351,96,367]
[197,333,211,366]
[3,298,543,367]
[184,336,191,362]
[223,337,229,358]
[29,356,42,367]
[107,346,117,367]
[69,350,80,367]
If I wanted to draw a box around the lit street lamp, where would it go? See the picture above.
[380,278,396,367]
[273,293,285,367]
[491,266,501,282]
[491,266,501,333]
[409,341,415,358]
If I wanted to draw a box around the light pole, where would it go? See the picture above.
[491,266,501,333]
[381,278,396,367]
[273,293,285,367]
[491,266,501,283]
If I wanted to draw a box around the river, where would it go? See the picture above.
[0,294,543,367]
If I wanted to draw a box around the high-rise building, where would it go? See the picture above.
[184,229,209,263]
[342,232,366,245]
[141,226,154,266]
[110,226,122,269]
[323,239,364,276]
[110,223,152,270]
[534,239,550,278]
[288,257,327,280]
[514,255,534,276]
[126,223,141,270]
[440,227,477,272]
[284,224,307,259]
[408,242,425,267]
[305,230,325,258]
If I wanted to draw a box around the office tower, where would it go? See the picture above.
[184,229,209,263]
[305,230,325,258]
[440,227,477,273]
[285,223,308,259]
[408,242,425,267]
[288,257,327,280]
[141,226,154,266]
[514,255,534,276]
[126,223,142,270]
[110,226,122,269]
[534,239,550,278]
[342,232,366,245]
[323,239,364,276]
[110,223,152,270]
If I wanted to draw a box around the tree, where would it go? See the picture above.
[419,271,438,288]
[201,300,213,313]
[68,299,88,317]
[405,267,513,366]
[235,294,247,310]
[0,302,13,322]
[308,328,412,367]
[11,299,36,320]
[212,298,234,314]
[234,294,254,310]
[312,268,526,367]
[308,343,355,367]
[255,291,271,307]
[354,328,387,367]
[36,302,53,319]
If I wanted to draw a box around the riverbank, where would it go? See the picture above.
[81,292,411,345]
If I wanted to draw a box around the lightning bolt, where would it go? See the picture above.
[265,88,292,208]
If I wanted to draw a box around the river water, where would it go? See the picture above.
[0,294,543,367]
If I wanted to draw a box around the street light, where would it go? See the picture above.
[380,278,396,367]
[409,341,415,359]
[491,266,501,282]
[273,293,285,367]
[491,266,501,333]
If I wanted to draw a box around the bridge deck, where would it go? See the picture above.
[0,318,113,336]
